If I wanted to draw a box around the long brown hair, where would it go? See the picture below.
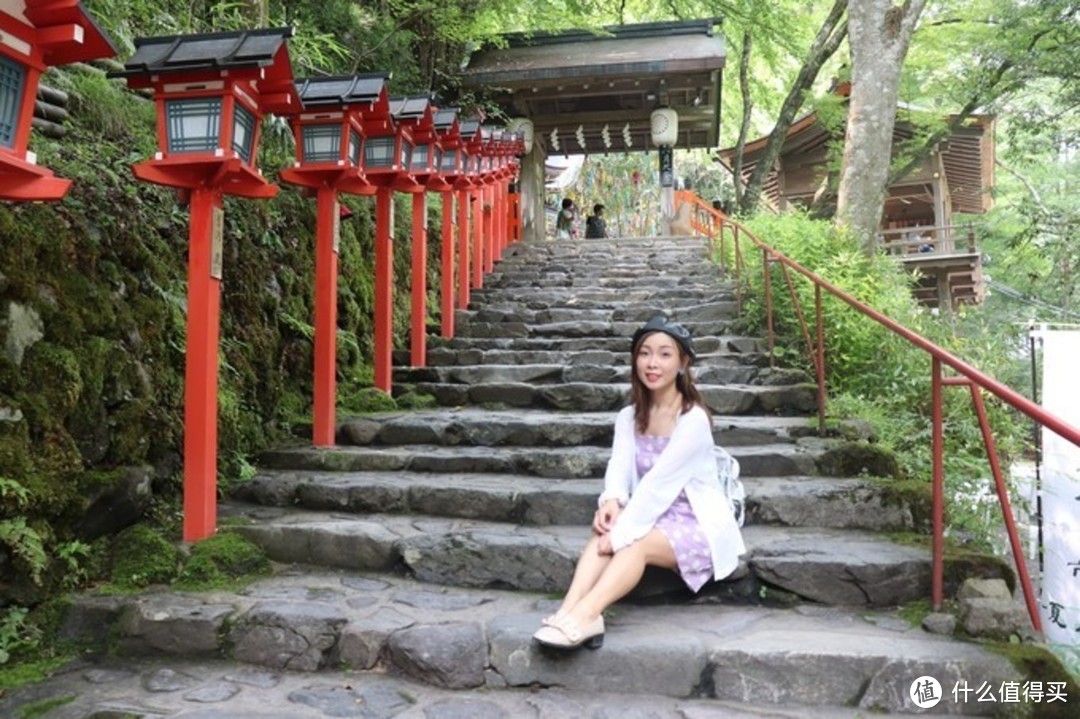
[629,331,710,434]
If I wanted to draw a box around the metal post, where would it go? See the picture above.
[816,284,826,435]
[764,248,775,368]
[931,357,945,610]
[969,385,1043,632]
[312,186,339,446]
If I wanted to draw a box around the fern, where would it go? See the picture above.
[0,518,47,587]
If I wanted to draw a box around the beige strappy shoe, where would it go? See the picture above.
[532,614,605,649]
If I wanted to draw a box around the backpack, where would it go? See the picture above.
[715,445,745,527]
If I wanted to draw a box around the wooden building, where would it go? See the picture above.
[719,103,995,310]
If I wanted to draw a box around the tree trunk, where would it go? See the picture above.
[834,0,928,252]
[732,32,753,207]
[737,0,848,215]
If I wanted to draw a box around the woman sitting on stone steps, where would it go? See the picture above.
[533,314,746,650]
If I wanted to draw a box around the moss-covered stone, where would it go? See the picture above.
[174,531,271,590]
[340,386,398,413]
[109,524,180,588]
[990,643,1080,719]
[943,547,1015,598]
[816,440,901,479]
[876,478,933,532]
[395,391,438,410]
[21,343,81,420]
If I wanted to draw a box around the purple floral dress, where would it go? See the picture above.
[635,434,714,592]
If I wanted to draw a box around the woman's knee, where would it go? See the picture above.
[641,530,678,568]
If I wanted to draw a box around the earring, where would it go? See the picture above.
[677,369,685,377]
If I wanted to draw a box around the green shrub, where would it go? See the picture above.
[736,211,1027,550]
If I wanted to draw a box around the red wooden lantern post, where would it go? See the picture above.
[500,132,525,253]
[355,95,420,392]
[427,107,461,338]
[455,119,482,308]
[466,127,489,290]
[278,74,390,446]
[388,96,438,368]
[0,1,115,200]
[113,28,299,542]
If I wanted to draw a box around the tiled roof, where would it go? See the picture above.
[115,27,294,76]
[296,74,389,107]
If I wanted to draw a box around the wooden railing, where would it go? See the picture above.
[878,223,980,257]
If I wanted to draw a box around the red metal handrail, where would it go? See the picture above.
[675,189,1080,633]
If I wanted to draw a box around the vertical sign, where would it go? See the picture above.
[1039,330,1080,650]
[658,146,674,187]
[333,199,341,254]
[210,205,224,280]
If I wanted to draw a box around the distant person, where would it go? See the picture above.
[585,204,607,239]
[556,198,576,239]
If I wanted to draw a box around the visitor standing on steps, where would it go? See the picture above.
[533,314,746,650]
[585,203,607,238]
[555,197,577,239]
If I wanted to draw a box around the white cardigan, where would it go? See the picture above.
[598,404,746,582]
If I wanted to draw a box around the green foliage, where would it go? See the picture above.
[739,212,1027,550]
[174,532,271,590]
[0,479,48,588]
[0,607,41,666]
[13,695,76,719]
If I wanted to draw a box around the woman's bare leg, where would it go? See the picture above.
[565,529,677,626]
[556,533,613,613]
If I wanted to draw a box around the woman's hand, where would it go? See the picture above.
[592,499,621,535]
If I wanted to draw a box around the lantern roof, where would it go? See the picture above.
[390,96,435,140]
[389,96,433,123]
[112,26,299,113]
[20,0,117,66]
[432,108,460,147]
[458,118,483,144]
[295,73,390,113]
[433,107,459,132]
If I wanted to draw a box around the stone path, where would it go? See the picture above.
[24,569,1008,717]
[33,235,1023,716]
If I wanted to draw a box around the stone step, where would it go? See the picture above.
[468,285,730,305]
[0,655,928,719]
[499,236,708,253]
[479,274,720,290]
[481,268,721,287]
[393,362,788,387]
[333,409,814,448]
[233,470,923,533]
[257,441,823,479]
[392,381,818,415]
[456,299,740,326]
[453,318,738,340]
[413,347,767,368]
[224,507,1003,607]
[57,569,1019,714]
[429,333,765,355]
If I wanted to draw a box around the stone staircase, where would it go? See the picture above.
[62,236,1022,715]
